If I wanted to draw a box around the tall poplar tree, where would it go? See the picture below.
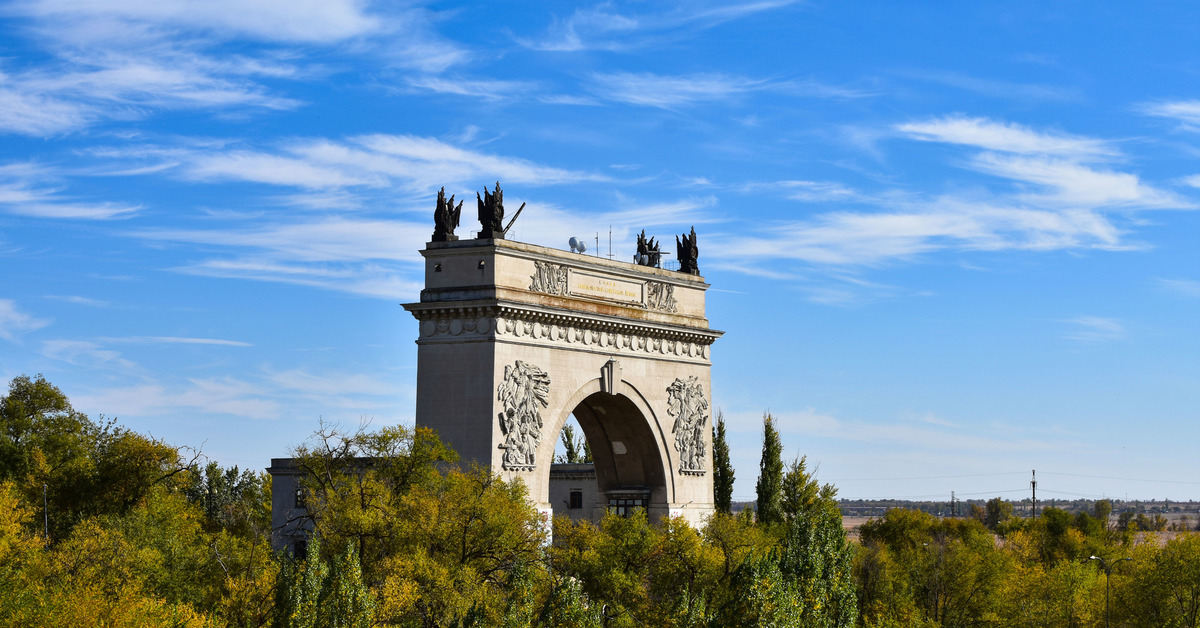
[755,413,784,525]
[713,411,735,514]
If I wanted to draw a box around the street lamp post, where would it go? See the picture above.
[1090,555,1131,628]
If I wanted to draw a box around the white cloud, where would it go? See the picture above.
[72,378,281,419]
[700,115,1189,277]
[776,180,861,202]
[179,134,606,192]
[971,153,1189,209]
[41,339,137,369]
[900,70,1079,102]
[1062,316,1126,343]
[108,336,254,347]
[589,72,767,108]
[517,1,796,52]
[1158,278,1200,298]
[714,196,1127,267]
[1142,100,1200,129]
[267,368,394,397]
[18,0,382,44]
[0,162,141,218]
[405,76,539,101]
[0,300,50,340]
[896,116,1116,158]
[0,0,466,136]
[896,117,1191,211]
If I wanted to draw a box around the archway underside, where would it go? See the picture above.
[556,391,668,520]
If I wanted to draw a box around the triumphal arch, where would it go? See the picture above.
[403,185,722,526]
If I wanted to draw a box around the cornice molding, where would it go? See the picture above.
[405,302,719,360]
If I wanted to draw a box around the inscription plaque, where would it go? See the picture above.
[568,270,645,306]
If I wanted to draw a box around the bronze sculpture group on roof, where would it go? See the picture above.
[429,183,699,275]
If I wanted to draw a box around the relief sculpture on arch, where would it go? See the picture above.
[667,376,709,475]
[497,360,551,471]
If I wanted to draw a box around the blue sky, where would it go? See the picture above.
[2,1,1198,503]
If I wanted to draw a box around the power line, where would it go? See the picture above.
[1037,471,1200,486]
[827,471,1027,482]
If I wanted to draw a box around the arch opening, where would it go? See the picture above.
[547,391,669,522]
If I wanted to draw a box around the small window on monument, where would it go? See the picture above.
[569,490,583,509]
[294,488,306,509]
[293,538,307,561]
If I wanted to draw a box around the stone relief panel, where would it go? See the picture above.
[666,376,709,475]
[497,360,551,471]
[529,261,569,296]
[646,281,678,313]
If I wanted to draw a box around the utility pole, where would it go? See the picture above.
[1031,470,1038,518]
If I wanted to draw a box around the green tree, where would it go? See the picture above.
[755,414,784,526]
[778,505,858,627]
[555,423,592,464]
[983,497,1013,531]
[712,411,734,515]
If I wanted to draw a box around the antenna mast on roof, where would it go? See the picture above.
[607,226,613,259]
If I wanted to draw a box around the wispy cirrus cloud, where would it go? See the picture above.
[72,378,282,419]
[1062,316,1126,343]
[174,134,606,192]
[1,0,465,136]
[41,339,136,369]
[105,336,254,347]
[1141,100,1200,130]
[404,75,539,101]
[0,300,50,340]
[714,195,1126,268]
[897,115,1190,210]
[587,71,867,109]
[1158,278,1200,298]
[0,162,140,218]
[896,116,1116,158]
[517,1,797,52]
[899,69,1080,103]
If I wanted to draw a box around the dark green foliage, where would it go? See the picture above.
[755,414,784,526]
[778,507,858,627]
[712,411,734,515]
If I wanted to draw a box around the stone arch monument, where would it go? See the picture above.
[403,225,721,526]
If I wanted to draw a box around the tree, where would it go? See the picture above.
[555,423,592,464]
[755,414,784,526]
[712,410,734,515]
[983,497,1013,531]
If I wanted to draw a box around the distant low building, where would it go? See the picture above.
[266,458,312,557]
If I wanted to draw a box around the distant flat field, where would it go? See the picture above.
[840,513,1195,544]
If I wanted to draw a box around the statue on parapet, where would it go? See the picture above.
[431,187,462,242]
[636,229,662,267]
[476,182,525,240]
[676,226,699,275]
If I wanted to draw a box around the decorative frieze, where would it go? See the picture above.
[497,360,551,471]
[666,376,708,475]
[412,305,716,362]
